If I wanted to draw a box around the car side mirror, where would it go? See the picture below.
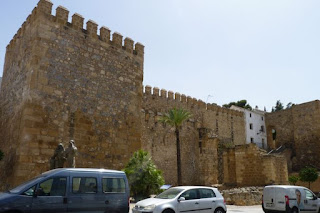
[318,193,320,198]
[178,197,185,202]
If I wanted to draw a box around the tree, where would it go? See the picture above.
[299,167,319,189]
[123,150,164,200]
[272,100,284,112]
[0,149,3,161]
[288,175,299,185]
[286,102,295,109]
[160,108,192,185]
[223,100,252,110]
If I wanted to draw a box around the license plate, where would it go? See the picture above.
[266,203,274,207]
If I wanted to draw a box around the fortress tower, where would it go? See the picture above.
[0,0,144,187]
[0,0,289,188]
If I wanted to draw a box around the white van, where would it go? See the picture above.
[263,185,320,213]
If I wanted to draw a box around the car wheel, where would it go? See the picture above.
[291,207,299,213]
[162,209,175,213]
[214,207,226,213]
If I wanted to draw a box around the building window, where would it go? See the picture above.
[250,113,252,117]
[261,116,264,121]
[261,126,264,132]
[262,139,265,149]
[249,123,253,130]
[250,138,254,143]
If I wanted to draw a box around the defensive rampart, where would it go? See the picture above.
[265,100,320,171]
[0,0,144,187]
[0,0,294,189]
[141,85,246,185]
[223,144,288,186]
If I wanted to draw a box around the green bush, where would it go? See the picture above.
[299,167,318,189]
[288,175,299,185]
[123,150,164,201]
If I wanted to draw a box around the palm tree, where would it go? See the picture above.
[160,108,192,185]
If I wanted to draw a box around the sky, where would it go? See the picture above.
[0,0,319,111]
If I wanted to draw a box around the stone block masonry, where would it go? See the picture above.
[0,0,290,189]
[141,85,246,185]
[266,100,320,171]
[0,0,144,188]
[223,144,288,186]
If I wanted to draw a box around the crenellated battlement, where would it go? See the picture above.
[7,0,144,58]
[143,85,243,116]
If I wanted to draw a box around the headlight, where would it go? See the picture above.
[143,204,156,210]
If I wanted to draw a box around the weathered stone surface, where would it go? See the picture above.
[0,0,143,188]
[222,187,263,206]
[0,0,290,190]
[223,143,288,186]
[266,100,320,171]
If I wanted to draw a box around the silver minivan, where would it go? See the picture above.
[0,168,130,213]
[263,185,320,213]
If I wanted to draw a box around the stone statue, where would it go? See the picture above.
[65,140,78,168]
[50,143,66,169]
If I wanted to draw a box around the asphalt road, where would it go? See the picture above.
[129,204,264,213]
[227,205,264,213]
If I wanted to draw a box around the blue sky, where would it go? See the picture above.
[1,0,319,111]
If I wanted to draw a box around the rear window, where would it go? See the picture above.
[199,188,216,198]
[102,178,126,193]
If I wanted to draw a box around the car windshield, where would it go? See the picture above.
[156,188,184,199]
[9,176,44,193]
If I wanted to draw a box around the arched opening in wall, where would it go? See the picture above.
[271,129,277,149]
[267,126,276,150]
[272,129,277,141]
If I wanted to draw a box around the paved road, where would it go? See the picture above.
[227,205,264,213]
[130,204,264,213]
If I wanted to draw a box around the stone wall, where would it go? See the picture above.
[141,108,220,186]
[0,0,296,189]
[142,85,246,146]
[223,143,288,186]
[222,187,263,206]
[141,85,246,185]
[265,100,320,171]
[0,0,144,188]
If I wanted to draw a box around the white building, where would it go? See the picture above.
[231,106,267,149]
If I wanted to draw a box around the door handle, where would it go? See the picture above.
[105,200,109,204]
[195,202,199,204]
[212,200,216,202]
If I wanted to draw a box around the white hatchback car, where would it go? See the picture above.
[132,186,227,213]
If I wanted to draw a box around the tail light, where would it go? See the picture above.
[285,195,289,205]
[224,199,226,204]
[262,194,264,205]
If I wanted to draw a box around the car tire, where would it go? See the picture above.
[291,207,299,213]
[214,207,226,213]
[162,209,175,213]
